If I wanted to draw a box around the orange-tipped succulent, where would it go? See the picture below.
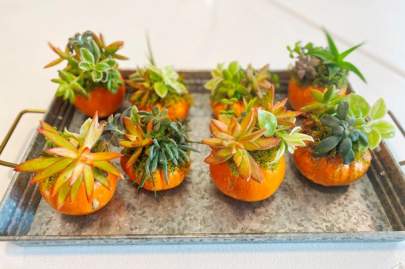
[15,114,121,215]
[108,107,194,191]
[202,106,312,202]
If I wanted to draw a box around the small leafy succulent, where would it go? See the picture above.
[308,94,395,164]
[203,107,312,182]
[45,31,127,102]
[127,65,189,108]
[108,107,194,188]
[258,87,301,128]
[301,87,345,114]
[205,62,278,107]
[15,115,122,209]
[288,29,365,89]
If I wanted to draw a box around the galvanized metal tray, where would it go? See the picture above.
[0,70,404,245]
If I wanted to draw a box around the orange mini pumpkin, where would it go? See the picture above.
[40,173,118,215]
[288,78,346,111]
[74,85,126,118]
[293,147,371,186]
[209,156,286,202]
[211,100,245,119]
[135,97,190,121]
[121,156,188,191]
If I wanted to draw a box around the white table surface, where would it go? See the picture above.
[0,0,404,268]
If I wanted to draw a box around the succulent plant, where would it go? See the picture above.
[15,115,121,209]
[301,87,345,115]
[127,65,190,108]
[108,107,194,187]
[288,29,365,89]
[258,87,301,128]
[203,107,312,182]
[306,93,395,164]
[205,62,279,107]
[45,31,127,102]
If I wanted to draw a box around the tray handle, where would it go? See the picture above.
[0,109,46,168]
[388,110,405,166]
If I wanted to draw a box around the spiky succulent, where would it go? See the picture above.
[288,29,365,89]
[45,31,127,102]
[204,62,279,112]
[127,65,190,108]
[305,92,395,164]
[15,115,122,209]
[108,107,194,188]
[202,107,312,182]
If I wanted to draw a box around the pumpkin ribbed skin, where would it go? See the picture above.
[293,146,372,186]
[74,85,126,118]
[209,155,286,202]
[211,101,245,118]
[39,173,118,216]
[287,78,347,111]
[121,156,188,191]
[135,97,190,121]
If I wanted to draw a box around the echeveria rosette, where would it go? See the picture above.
[15,114,122,209]
[45,31,127,102]
[127,65,190,108]
[287,29,366,89]
[203,107,312,182]
[311,94,395,164]
[204,62,279,114]
[108,107,194,188]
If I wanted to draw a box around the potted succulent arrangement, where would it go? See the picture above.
[287,30,366,111]
[126,53,191,121]
[293,88,396,186]
[204,61,279,118]
[108,107,194,191]
[15,115,122,215]
[202,96,313,202]
[45,31,128,117]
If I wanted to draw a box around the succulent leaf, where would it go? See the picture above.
[15,157,59,172]
[83,165,94,201]
[314,136,341,156]
[369,98,387,120]
[258,109,277,137]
